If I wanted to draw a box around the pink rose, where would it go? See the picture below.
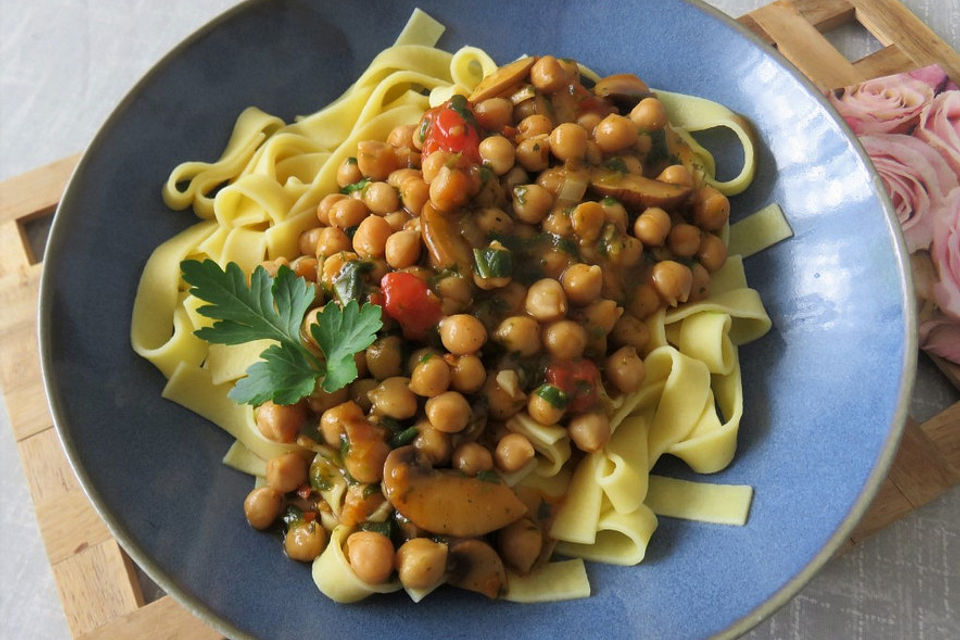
[916,90,960,175]
[862,134,959,252]
[931,188,960,321]
[829,75,935,135]
[907,64,959,93]
[919,315,960,364]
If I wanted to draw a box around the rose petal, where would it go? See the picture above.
[931,188,960,320]
[916,91,960,175]
[919,315,960,364]
[828,75,934,135]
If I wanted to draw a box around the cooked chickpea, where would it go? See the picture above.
[568,412,611,452]
[266,452,309,493]
[549,123,588,162]
[291,256,318,282]
[698,232,727,272]
[314,226,350,258]
[668,223,702,258]
[298,227,323,256]
[352,215,392,258]
[243,487,283,530]
[494,316,541,356]
[365,335,403,380]
[512,183,553,224]
[319,400,363,446]
[579,298,622,335]
[256,400,305,443]
[336,157,363,188]
[383,229,420,269]
[629,97,668,131]
[606,346,646,394]
[528,392,565,425]
[651,260,693,306]
[387,123,416,149]
[498,518,543,574]
[346,531,395,584]
[594,114,639,154]
[629,283,662,319]
[425,391,471,433]
[633,207,672,246]
[600,198,629,231]
[478,135,515,175]
[515,135,551,172]
[657,164,694,186]
[439,314,488,355]
[474,97,513,131]
[450,354,486,393]
[400,176,429,214]
[285,521,328,562]
[452,442,494,476]
[495,433,535,472]
[542,320,587,359]
[542,208,573,236]
[693,185,730,231]
[396,538,448,591]
[611,313,651,351]
[530,55,570,93]
[484,371,527,420]
[409,356,451,397]
[369,377,418,419]
[525,278,568,322]
[356,140,398,180]
[415,421,452,465]
[475,207,514,235]
[329,197,369,229]
[517,114,554,142]
[348,378,378,412]
[561,263,603,306]
[535,166,566,195]
[361,181,399,215]
[501,165,529,192]
[571,201,605,241]
[317,193,346,225]
[307,384,350,414]
[429,166,472,213]
[689,262,711,302]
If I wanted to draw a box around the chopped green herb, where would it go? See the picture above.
[359,520,393,538]
[339,433,351,459]
[281,505,304,528]
[448,94,478,127]
[473,247,514,279]
[537,500,552,521]
[346,156,358,165]
[646,129,669,165]
[536,384,569,409]
[601,196,618,206]
[340,177,371,194]
[418,117,430,143]
[476,470,501,484]
[418,352,434,364]
[362,483,381,498]
[605,157,628,173]
[390,425,420,448]
[332,259,373,305]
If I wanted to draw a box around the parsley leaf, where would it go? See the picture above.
[228,343,319,406]
[310,300,383,392]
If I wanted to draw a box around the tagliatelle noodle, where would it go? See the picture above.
[504,559,591,602]
[312,526,402,603]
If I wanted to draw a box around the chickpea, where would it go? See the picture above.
[515,135,551,173]
[600,198,629,231]
[540,248,573,280]
[606,346,646,394]
[382,229,420,269]
[498,518,543,574]
[320,400,364,446]
[549,123,588,162]
[429,166,471,213]
[307,384,350,414]
[329,197,370,230]
[346,531,395,584]
[400,176,430,215]
[298,227,323,256]
[530,55,570,93]
[388,168,420,189]
[611,313,651,351]
[571,201,605,242]
[542,320,587,359]
[439,314,488,355]
[396,538,448,591]
[698,232,727,272]
[689,262,711,302]
[435,275,473,308]
[420,150,452,184]
[542,207,573,236]
[361,181,399,215]
[352,215,392,258]
[256,400,305,443]
[382,210,410,232]
[693,185,730,231]
[516,114,554,142]
[528,392,565,425]
[317,193,346,225]
[356,140,398,180]
[337,157,363,188]
[495,433,535,472]
[578,299,622,335]
[453,442,494,476]
[291,256,318,282]
[536,166,566,195]
[568,412,611,452]
[651,260,693,306]
[475,207,514,235]
[501,165,529,192]
[425,391,471,433]
[365,336,403,380]
[560,263,601,307]
[409,356,451,397]
[314,226,350,258]
[415,421,452,465]
[284,521,328,562]
[512,183,553,224]
[594,114,639,154]
[387,123,416,149]
[633,207,672,246]
[629,97,668,131]
[494,316,541,356]
[525,278,568,322]
[657,164,694,186]
[369,376,418,419]
[348,378,378,412]
[259,257,290,278]
[266,452,309,493]
[484,370,527,420]
[450,354,486,393]
[478,135,515,176]
[629,283,662,319]
[668,223,702,258]
[474,97,513,132]
[243,487,283,530]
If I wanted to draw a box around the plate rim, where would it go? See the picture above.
[36,0,917,638]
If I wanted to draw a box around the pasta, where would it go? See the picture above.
[131,8,792,605]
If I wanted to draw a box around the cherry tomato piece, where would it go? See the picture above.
[380,272,444,341]
[545,359,601,413]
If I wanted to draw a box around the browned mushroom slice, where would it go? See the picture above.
[420,202,473,272]
[590,169,692,210]
[446,539,507,599]
[382,446,527,538]
[469,56,538,103]
[593,73,654,111]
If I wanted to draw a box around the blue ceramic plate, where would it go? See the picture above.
[39,1,915,638]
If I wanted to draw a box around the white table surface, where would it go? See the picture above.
[1,1,958,638]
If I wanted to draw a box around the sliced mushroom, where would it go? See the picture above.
[469,56,538,103]
[590,169,692,211]
[593,73,653,111]
[420,202,473,272]
[382,446,527,538]
[446,538,507,599]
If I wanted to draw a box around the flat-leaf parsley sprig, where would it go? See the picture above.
[180,259,382,406]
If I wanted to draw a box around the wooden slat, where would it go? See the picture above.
[738,0,856,44]
[17,426,82,505]
[848,475,914,543]
[929,355,960,391]
[0,152,79,225]
[886,420,960,507]
[76,596,223,640]
[852,44,917,82]
[34,489,114,565]
[918,402,960,470]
